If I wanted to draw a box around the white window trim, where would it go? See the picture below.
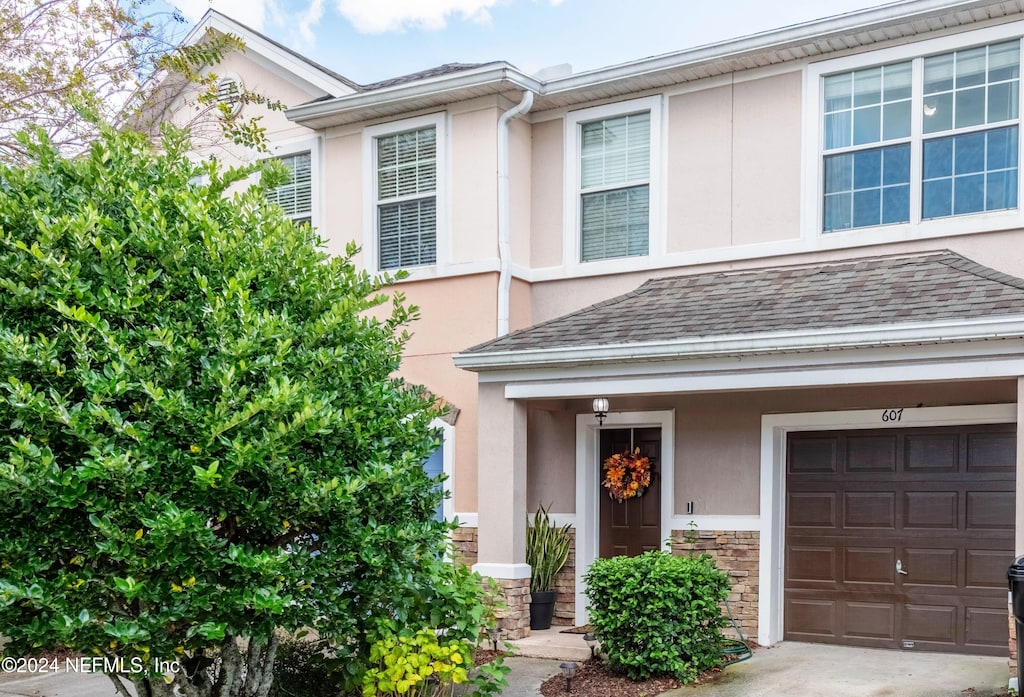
[801,19,1024,243]
[362,113,449,278]
[266,134,322,230]
[428,417,456,523]
[563,96,664,276]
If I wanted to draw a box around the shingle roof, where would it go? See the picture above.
[462,251,1024,355]
[360,63,493,91]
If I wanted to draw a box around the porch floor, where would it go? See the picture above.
[510,628,592,661]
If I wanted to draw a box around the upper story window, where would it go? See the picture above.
[579,112,651,261]
[819,36,1021,234]
[375,126,437,270]
[264,150,312,226]
[565,96,661,269]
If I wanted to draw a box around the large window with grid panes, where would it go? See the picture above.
[820,38,1020,233]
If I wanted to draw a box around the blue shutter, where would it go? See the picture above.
[422,445,444,522]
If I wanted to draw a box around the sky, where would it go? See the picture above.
[158,0,901,86]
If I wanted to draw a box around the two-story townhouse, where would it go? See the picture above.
[175,0,1024,669]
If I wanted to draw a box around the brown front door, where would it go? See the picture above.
[599,427,661,557]
[784,424,1015,656]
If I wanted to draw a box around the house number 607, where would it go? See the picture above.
[881,408,904,422]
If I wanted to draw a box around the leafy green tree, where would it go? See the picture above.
[0,0,281,163]
[0,124,491,697]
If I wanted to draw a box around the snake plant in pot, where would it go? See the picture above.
[526,504,573,630]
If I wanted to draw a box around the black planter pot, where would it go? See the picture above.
[530,590,557,630]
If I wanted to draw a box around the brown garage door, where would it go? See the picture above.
[784,424,1015,656]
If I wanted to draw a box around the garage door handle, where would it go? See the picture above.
[896,559,908,576]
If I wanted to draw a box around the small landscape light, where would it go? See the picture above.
[583,632,597,658]
[488,626,501,652]
[559,661,578,692]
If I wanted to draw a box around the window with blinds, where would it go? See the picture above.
[376,127,437,270]
[579,112,650,262]
[264,151,312,226]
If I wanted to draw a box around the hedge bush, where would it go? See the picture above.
[583,551,730,681]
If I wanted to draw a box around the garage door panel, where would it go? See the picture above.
[904,433,959,473]
[966,491,1015,530]
[785,424,1014,656]
[903,490,958,529]
[845,547,895,584]
[786,597,836,638]
[967,432,1016,473]
[846,434,897,473]
[903,548,957,587]
[966,549,1012,588]
[844,492,895,528]
[788,545,836,582]
[788,492,836,527]
[965,606,1011,649]
[904,604,957,644]
[845,602,896,640]
[789,437,837,474]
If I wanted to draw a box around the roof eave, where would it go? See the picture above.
[453,315,1024,372]
[286,65,541,128]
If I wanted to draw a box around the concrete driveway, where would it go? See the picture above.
[666,642,1010,697]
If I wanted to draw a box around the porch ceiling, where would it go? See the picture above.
[454,251,1024,371]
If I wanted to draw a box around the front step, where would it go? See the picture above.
[511,629,593,662]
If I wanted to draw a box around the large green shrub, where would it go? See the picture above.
[0,124,500,697]
[583,551,730,682]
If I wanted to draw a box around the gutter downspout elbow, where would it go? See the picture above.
[497,90,534,337]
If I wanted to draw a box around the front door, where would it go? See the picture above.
[599,427,661,557]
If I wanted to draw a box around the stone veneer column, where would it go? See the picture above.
[472,382,531,639]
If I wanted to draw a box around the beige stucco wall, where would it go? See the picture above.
[397,273,499,512]
[667,85,733,253]
[321,131,362,259]
[730,71,803,244]
[525,379,1017,517]
[451,108,499,265]
[165,49,320,168]
[529,119,564,269]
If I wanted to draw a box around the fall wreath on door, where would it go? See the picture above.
[601,447,652,502]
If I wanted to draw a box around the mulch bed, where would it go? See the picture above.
[538,659,728,697]
[472,649,508,667]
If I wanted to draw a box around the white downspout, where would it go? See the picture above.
[497,90,534,337]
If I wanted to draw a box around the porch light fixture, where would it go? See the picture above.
[488,626,502,652]
[583,632,597,658]
[592,397,609,425]
[559,661,578,692]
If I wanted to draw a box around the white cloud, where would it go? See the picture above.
[174,0,268,31]
[296,0,326,44]
[333,0,500,33]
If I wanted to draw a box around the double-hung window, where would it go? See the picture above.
[819,36,1021,233]
[578,112,651,262]
[374,126,437,270]
[264,150,313,226]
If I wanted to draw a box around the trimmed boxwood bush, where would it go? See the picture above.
[583,551,730,682]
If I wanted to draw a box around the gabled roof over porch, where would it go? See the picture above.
[455,251,1024,373]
